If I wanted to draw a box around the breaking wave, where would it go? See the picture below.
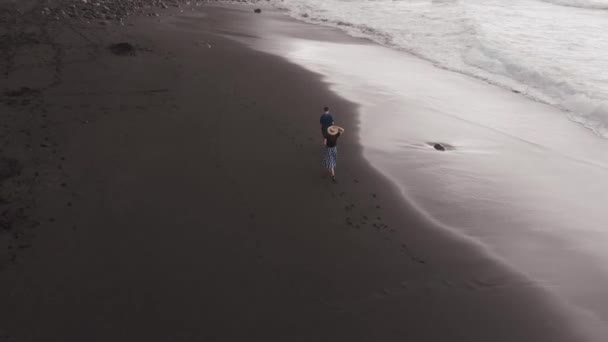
[538,0,608,10]
[264,0,608,138]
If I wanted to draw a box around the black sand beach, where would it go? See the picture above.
[0,2,596,340]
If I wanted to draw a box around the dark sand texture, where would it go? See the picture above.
[0,3,594,341]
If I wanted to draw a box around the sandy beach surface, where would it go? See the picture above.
[0,1,601,341]
[237,4,608,336]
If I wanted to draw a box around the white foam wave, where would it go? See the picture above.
[263,0,608,139]
[538,0,608,10]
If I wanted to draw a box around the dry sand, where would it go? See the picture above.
[0,2,596,341]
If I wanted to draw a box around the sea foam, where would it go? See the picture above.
[265,0,608,138]
[540,0,608,10]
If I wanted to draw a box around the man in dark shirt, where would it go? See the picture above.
[319,106,334,140]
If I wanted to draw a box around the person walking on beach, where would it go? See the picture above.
[319,106,334,140]
[324,125,345,183]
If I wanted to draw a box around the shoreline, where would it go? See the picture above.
[251,0,608,140]
[0,2,601,340]
[232,4,608,333]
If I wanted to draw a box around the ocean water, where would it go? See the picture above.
[262,36,608,339]
[266,0,608,138]
[212,3,608,337]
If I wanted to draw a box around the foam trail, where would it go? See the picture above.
[538,0,608,10]
[264,0,608,138]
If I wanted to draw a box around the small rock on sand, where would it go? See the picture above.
[108,42,136,56]
[0,158,22,184]
[4,87,40,97]
[433,143,446,151]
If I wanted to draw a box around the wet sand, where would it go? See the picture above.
[237,8,608,334]
[0,3,596,341]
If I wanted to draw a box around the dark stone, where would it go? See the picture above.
[0,158,21,184]
[254,8,261,13]
[433,143,446,151]
[108,42,136,56]
[4,87,40,97]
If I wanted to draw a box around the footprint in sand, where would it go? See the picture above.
[344,203,355,212]
[400,243,426,264]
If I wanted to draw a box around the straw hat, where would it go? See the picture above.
[327,126,341,136]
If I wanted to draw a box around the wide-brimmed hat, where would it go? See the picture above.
[327,126,340,136]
